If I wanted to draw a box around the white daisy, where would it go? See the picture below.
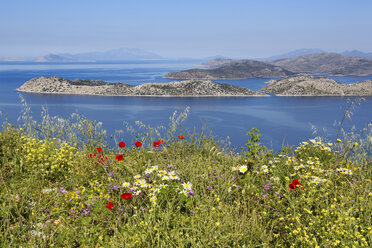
[239,165,248,174]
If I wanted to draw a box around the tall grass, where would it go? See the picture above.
[0,100,371,247]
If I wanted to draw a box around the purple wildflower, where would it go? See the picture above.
[207,186,213,190]
[261,194,269,199]
[264,185,270,191]
[59,187,67,194]
[188,190,195,196]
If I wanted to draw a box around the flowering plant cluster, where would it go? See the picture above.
[2,119,370,248]
[20,136,76,179]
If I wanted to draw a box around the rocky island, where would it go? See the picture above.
[269,53,372,76]
[17,76,266,97]
[260,74,372,96]
[164,60,294,79]
[167,53,372,80]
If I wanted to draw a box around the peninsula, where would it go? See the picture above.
[260,74,372,96]
[17,76,266,97]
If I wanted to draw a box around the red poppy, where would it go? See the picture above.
[291,179,300,187]
[96,147,102,153]
[118,141,125,148]
[116,154,124,161]
[135,141,142,147]
[158,139,164,144]
[289,179,304,191]
[121,192,133,200]
[154,141,160,147]
[89,153,95,158]
[105,201,114,210]
[178,135,184,140]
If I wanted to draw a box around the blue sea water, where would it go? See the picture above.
[0,61,371,150]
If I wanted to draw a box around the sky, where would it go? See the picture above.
[1,0,372,59]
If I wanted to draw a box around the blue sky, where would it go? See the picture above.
[1,0,372,58]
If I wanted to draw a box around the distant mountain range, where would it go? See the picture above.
[165,52,372,79]
[261,48,372,61]
[262,48,326,61]
[34,54,83,62]
[2,48,372,63]
[0,57,25,62]
[57,47,163,62]
[31,48,163,62]
[269,53,372,76]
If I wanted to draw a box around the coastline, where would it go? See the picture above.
[16,89,268,97]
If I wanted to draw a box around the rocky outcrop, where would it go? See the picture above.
[269,53,372,76]
[17,76,266,97]
[260,74,372,96]
[164,60,294,79]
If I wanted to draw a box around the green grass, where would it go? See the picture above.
[0,107,371,247]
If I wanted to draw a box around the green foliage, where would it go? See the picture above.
[0,108,371,247]
[245,127,262,157]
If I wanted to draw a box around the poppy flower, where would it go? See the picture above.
[118,141,125,148]
[121,192,133,200]
[116,154,124,161]
[291,179,300,187]
[289,179,304,191]
[105,201,114,210]
[154,141,160,147]
[96,147,102,153]
[89,153,95,158]
[178,135,184,140]
[158,139,164,144]
[135,141,142,147]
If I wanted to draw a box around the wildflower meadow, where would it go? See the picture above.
[0,104,371,247]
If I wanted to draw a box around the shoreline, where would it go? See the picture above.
[16,89,268,97]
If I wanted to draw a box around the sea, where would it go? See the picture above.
[0,60,371,151]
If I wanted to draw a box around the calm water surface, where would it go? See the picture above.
[0,61,371,150]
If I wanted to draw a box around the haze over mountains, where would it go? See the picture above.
[1,48,372,63]
[0,48,163,62]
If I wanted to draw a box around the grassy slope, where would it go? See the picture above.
[0,112,371,247]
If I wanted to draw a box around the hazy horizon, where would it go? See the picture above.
[1,0,372,59]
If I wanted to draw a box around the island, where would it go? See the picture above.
[269,53,372,76]
[164,60,294,79]
[17,76,267,97]
[166,53,372,80]
[260,74,372,96]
